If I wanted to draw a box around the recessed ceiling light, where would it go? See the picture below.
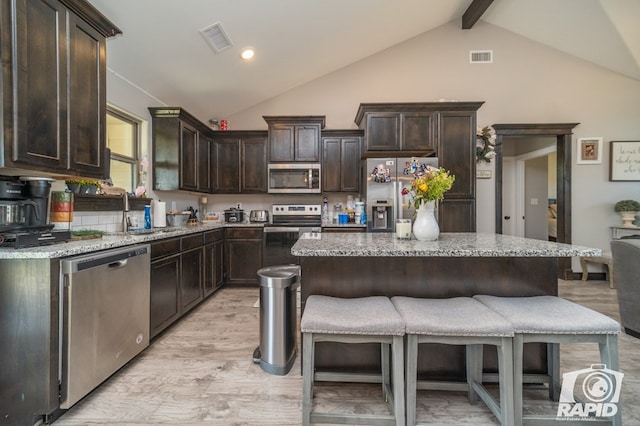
[241,48,255,60]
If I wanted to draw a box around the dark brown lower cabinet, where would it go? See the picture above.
[204,229,225,296]
[225,227,263,285]
[180,247,203,312]
[150,250,181,338]
[150,233,209,339]
[438,199,476,233]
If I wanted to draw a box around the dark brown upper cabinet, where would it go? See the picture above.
[180,122,199,191]
[355,105,436,156]
[321,130,363,193]
[211,131,267,194]
[1,0,120,178]
[355,102,484,232]
[197,134,212,193]
[263,116,325,162]
[211,137,240,193]
[149,107,212,192]
[241,136,268,193]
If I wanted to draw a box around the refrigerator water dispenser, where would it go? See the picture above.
[371,200,393,232]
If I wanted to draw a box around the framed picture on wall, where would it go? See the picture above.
[610,140,640,181]
[576,137,602,164]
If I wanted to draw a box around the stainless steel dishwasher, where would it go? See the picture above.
[59,244,151,409]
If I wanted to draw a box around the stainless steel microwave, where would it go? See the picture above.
[267,163,321,193]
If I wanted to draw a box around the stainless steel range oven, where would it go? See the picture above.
[263,204,321,267]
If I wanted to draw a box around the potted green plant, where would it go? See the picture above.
[80,179,101,194]
[614,199,640,227]
[65,178,83,193]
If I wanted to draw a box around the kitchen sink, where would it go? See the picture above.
[106,228,174,238]
[128,229,164,235]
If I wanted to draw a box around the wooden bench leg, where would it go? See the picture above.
[580,257,589,281]
[607,261,615,289]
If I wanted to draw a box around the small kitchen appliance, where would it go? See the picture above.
[0,176,70,248]
[224,207,245,223]
[250,210,269,223]
[267,163,321,194]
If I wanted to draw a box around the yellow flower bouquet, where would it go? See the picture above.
[402,165,455,210]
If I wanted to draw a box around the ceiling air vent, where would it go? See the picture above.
[470,50,493,64]
[200,22,233,53]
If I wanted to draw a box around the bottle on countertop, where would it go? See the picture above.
[144,205,152,229]
[322,197,329,224]
[347,195,354,210]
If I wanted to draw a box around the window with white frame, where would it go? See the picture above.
[106,108,142,193]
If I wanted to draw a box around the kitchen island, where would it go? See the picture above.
[292,232,600,379]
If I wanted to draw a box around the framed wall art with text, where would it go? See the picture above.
[610,140,640,181]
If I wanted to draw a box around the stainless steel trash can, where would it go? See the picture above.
[256,265,300,375]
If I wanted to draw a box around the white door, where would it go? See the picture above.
[502,158,518,236]
[504,145,556,238]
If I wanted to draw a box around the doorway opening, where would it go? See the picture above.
[493,123,579,279]
[502,138,556,240]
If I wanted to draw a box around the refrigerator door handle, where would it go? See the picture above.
[392,180,399,223]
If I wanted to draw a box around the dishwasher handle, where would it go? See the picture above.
[61,245,149,274]
[108,259,129,269]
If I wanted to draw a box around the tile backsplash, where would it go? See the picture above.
[70,211,144,232]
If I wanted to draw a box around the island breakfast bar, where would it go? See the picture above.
[292,232,601,380]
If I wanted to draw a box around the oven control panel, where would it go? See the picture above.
[271,204,321,216]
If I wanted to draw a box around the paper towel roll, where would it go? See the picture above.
[153,201,166,227]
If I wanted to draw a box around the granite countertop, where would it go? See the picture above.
[0,222,264,259]
[292,232,602,257]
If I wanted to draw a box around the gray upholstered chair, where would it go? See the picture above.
[301,295,405,426]
[611,238,640,338]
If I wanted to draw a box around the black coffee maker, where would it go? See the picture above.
[20,177,55,227]
[0,176,69,247]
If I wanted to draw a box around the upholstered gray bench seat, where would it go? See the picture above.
[473,295,621,335]
[301,295,405,336]
[474,295,621,426]
[391,296,515,426]
[301,295,405,426]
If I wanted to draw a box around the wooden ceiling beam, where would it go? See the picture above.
[462,0,494,29]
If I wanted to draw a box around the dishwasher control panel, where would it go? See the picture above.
[61,245,150,273]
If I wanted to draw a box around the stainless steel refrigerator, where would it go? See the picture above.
[362,157,438,232]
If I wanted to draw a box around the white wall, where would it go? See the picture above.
[106,69,213,211]
[226,20,640,262]
[106,20,640,270]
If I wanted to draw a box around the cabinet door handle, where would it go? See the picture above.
[504,216,510,220]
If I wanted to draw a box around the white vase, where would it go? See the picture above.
[619,211,639,227]
[412,201,440,241]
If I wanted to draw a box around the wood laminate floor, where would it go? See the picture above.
[54,279,639,425]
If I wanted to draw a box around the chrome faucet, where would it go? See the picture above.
[122,192,130,232]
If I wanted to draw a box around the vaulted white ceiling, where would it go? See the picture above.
[88,0,640,122]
